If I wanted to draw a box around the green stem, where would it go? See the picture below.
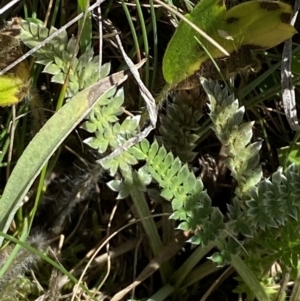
[171,241,216,288]
[125,170,172,283]
[290,269,300,301]
[0,218,28,278]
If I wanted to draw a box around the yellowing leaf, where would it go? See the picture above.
[163,0,297,86]
[0,18,30,107]
[223,1,296,48]
[0,63,30,107]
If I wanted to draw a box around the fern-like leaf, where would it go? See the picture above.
[201,78,262,198]
[20,19,110,98]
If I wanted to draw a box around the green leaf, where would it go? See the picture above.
[50,72,64,84]
[160,152,174,173]
[101,158,119,176]
[161,188,174,201]
[66,35,78,55]
[188,234,202,245]
[233,122,254,151]
[128,145,148,161]
[122,151,139,166]
[177,164,190,183]
[137,166,152,186]
[163,0,296,86]
[120,116,140,133]
[163,0,226,85]
[182,173,198,193]
[167,157,182,178]
[43,62,61,75]
[84,135,109,153]
[170,209,187,221]
[107,179,122,192]
[177,221,190,231]
[148,139,159,160]
[154,145,167,166]
[140,139,150,155]
[117,187,130,199]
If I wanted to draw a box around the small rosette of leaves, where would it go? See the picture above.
[129,139,225,246]
[20,19,110,97]
[157,93,202,162]
[201,78,262,198]
[82,87,140,176]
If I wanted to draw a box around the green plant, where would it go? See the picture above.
[79,76,300,301]
[2,1,300,300]
[20,20,110,99]
[201,79,300,301]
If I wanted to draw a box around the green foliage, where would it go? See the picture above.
[108,166,152,199]
[163,0,296,86]
[82,87,141,176]
[202,78,300,234]
[10,4,300,300]
[198,78,300,299]
[81,87,227,246]
[82,76,300,280]
[250,166,300,232]
[201,78,262,198]
[20,19,110,98]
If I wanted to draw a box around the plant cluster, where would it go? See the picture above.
[0,2,300,301]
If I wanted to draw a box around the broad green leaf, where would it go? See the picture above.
[0,67,138,246]
[43,62,61,75]
[163,0,297,86]
[107,179,122,192]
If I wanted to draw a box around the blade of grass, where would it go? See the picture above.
[135,0,149,90]
[0,217,29,279]
[231,254,271,301]
[77,0,92,53]
[121,0,141,63]
[128,173,172,282]
[149,0,158,92]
